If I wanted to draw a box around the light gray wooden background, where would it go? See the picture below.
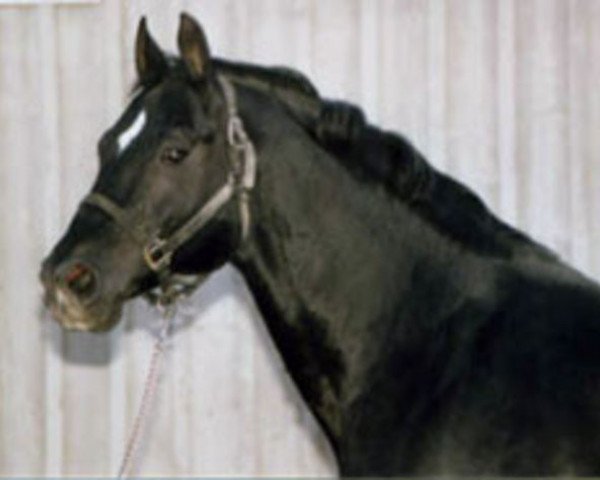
[1,0,600,476]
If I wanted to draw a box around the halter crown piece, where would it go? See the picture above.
[82,75,257,305]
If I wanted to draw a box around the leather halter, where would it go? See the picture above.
[81,76,257,304]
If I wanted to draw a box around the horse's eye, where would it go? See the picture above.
[160,147,189,165]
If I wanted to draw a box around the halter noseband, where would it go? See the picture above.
[81,75,257,304]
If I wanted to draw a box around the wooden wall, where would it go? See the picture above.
[1,0,599,475]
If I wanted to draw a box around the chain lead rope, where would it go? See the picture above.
[117,304,175,478]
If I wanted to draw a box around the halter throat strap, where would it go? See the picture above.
[81,75,256,303]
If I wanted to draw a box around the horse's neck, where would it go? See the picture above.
[231,87,474,445]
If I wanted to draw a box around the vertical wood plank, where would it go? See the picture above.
[312,0,361,100]
[0,113,49,469]
[446,0,498,205]
[359,0,381,122]
[497,0,518,224]
[0,7,49,475]
[515,0,569,253]
[36,4,65,476]
[54,3,114,474]
[567,0,591,272]
[426,0,448,171]
[379,0,428,148]
[587,1,600,279]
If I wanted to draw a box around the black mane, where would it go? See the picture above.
[328,124,557,260]
[214,58,319,99]
[207,59,556,260]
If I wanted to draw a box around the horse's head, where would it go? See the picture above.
[41,14,252,331]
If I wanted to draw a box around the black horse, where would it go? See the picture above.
[41,13,600,476]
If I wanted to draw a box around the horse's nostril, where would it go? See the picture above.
[61,262,98,299]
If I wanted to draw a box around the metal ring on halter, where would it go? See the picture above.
[143,238,172,273]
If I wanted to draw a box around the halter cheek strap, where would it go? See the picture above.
[81,75,257,304]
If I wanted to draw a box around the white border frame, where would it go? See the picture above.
[0,0,99,5]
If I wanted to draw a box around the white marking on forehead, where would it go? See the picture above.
[117,109,147,154]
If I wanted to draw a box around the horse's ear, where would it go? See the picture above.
[177,13,212,81]
[135,17,168,86]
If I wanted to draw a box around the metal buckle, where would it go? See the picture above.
[227,115,247,150]
[143,238,172,272]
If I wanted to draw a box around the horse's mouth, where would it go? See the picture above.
[44,287,122,332]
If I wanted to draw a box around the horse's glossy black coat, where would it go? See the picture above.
[41,14,600,475]
[224,84,600,474]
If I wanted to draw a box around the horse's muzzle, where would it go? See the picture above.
[40,257,115,331]
[41,258,99,302]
